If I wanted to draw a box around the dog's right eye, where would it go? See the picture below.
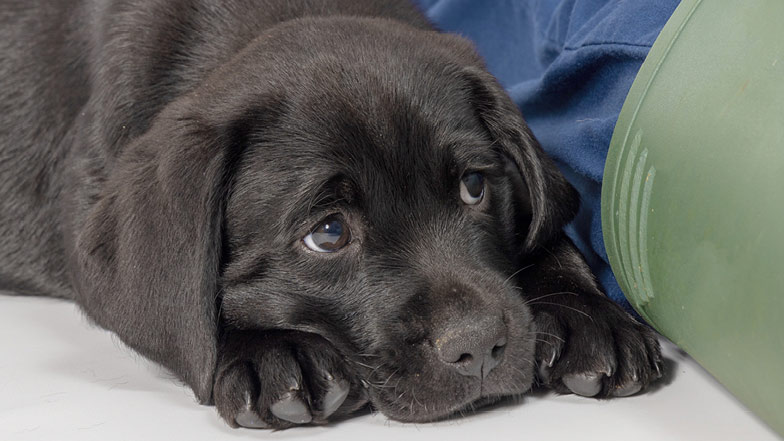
[303,215,351,253]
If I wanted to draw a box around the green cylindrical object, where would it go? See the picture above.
[602,0,784,435]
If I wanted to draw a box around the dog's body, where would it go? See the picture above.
[0,0,662,429]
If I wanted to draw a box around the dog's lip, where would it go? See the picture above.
[366,381,520,423]
[367,371,533,423]
[366,384,482,423]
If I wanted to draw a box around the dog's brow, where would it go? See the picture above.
[307,186,342,213]
[295,175,356,222]
[451,142,499,171]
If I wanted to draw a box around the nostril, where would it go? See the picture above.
[491,343,506,360]
[455,353,474,364]
[491,334,507,358]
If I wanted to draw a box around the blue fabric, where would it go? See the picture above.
[414,0,680,312]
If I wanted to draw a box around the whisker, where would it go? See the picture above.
[350,360,378,370]
[531,338,557,348]
[413,392,423,408]
[391,391,406,407]
[520,357,535,367]
[367,383,396,389]
[370,362,388,376]
[381,368,400,387]
[504,359,533,377]
[527,301,594,321]
[502,264,535,286]
[523,291,579,305]
[542,246,563,269]
[528,330,566,343]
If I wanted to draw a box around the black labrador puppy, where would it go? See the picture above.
[0,0,662,429]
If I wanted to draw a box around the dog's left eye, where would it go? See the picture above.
[460,172,485,205]
[303,215,351,253]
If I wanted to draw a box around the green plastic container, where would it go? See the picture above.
[602,0,784,435]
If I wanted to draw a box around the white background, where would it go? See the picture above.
[1,294,780,441]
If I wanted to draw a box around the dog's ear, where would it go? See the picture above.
[73,97,253,404]
[463,67,579,252]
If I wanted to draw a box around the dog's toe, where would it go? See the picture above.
[214,346,308,429]
[213,330,365,430]
[533,297,663,398]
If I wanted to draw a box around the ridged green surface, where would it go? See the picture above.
[602,0,784,435]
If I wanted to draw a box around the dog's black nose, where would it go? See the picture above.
[434,316,507,378]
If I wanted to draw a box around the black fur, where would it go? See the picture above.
[0,0,662,429]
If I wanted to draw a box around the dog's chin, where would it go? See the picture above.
[368,380,533,423]
[364,349,535,423]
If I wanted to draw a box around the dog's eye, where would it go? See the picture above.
[303,215,351,253]
[460,172,485,205]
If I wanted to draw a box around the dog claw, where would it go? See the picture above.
[613,382,642,397]
[321,378,350,418]
[537,362,551,383]
[536,350,559,384]
[563,373,602,397]
[271,393,312,424]
[234,393,268,429]
[235,408,268,429]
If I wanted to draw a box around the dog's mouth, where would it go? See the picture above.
[355,312,536,423]
[362,358,534,423]
[364,378,486,423]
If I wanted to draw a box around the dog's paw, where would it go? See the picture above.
[533,296,663,398]
[213,331,366,429]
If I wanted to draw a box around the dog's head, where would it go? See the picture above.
[77,17,578,422]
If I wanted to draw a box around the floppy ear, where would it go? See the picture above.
[73,97,245,404]
[463,67,580,252]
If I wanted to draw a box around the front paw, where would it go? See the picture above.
[533,297,663,398]
[213,330,366,429]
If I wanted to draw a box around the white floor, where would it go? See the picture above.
[0,294,780,441]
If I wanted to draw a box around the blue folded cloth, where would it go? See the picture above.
[414,0,680,312]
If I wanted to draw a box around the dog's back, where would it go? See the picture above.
[0,0,430,298]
